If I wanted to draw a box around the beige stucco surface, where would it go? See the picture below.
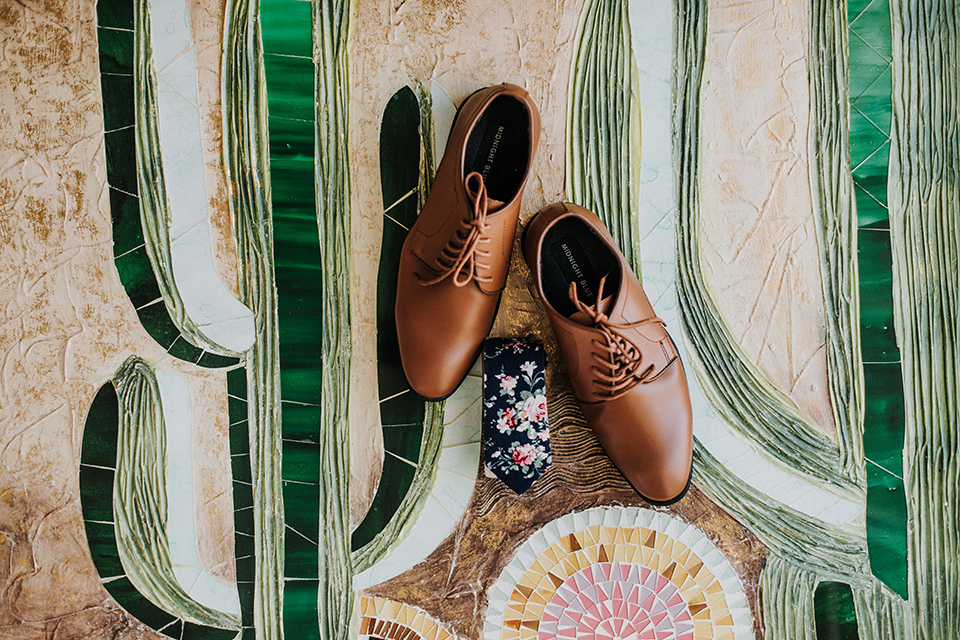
[0,0,235,633]
[698,0,836,435]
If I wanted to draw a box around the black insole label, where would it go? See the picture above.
[479,125,506,183]
[547,237,602,307]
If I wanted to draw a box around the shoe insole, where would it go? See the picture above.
[463,95,530,203]
[541,217,621,318]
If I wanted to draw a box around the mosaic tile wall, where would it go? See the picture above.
[1,0,958,639]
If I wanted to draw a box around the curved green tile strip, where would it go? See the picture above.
[566,0,642,272]
[226,367,258,639]
[672,0,854,489]
[846,0,908,600]
[80,364,241,638]
[352,85,445,569]
[762,555,818,640]
[808,0,865,485]
[313,2,353,634]
[113,357,241,630]
[815,581,860,640]
[95,0,239,370]
[222,0,284,637]
[889,0,960,635]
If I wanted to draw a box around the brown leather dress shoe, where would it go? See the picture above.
[523,202,693,504]
[395,84,540,400]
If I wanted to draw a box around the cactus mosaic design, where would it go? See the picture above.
[2,0,957,639]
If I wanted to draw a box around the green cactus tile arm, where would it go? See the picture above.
[79,359,243,637]
[95,0,240,370]
[351,86,445,570]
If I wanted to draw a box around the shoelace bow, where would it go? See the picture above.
[568,275,666,399]
[419,171,494,288]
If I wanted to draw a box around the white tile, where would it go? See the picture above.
[431,81,457,167]
[148,0,193,71]
[171,225,256,352]
[158,46,199,104]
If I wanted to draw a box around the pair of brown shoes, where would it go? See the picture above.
[394,83,693,504]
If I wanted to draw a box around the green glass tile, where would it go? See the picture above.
[159,620,182,640]
[83,520,124,579]
[241,627,257,640]
[104,576,177,630]
[237,580,255,621]
[97,26,134,76]
[81,383,119,468]
[847,0,872,23]
[234,531,255,559]
[852,140,890,190]
[231,452,253,484]
[850,0,892,59]
[113,246,161,308]
[229,392,249,424]
[181,622,239,640]
[350,454,417,551]
[848,108,888,170]
[854,183,889,229]
[227,367,248,399]
[268,115,314,163]
[379,392,426,433]
[263,54,316,122]
[196,353,241,369]
[848,32,890,92]
[857,230,899,361]
[279,365,322,405]
[269,167,316,208]
[109,188,143,255]
[282,481,320,540]
[279,402,320,442]
[232,480,254,511]
[282,580,320,640]
[260,0,313,58]
[233,507,255,538]
[281,440,320,484]
[379,87,422,209]
[273,220,323,271]
[135,300,182,350]
[234,554,254,582]
[96,0,134,30]
[229,421,250,454]
[104,127,138,195]
[866,465,908,598]
[284,526,319,579]
[167,335,205,364]
[850,68,892,130]
[381,423,423,464]
[814,582,860,640]
[79,464,115,523]
[100,73,135,133]
[863,362,906,475]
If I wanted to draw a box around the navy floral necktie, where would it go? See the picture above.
[482,338,551,494]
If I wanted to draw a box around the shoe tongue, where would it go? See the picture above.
[569,294,616,326]
[487,197,506,212]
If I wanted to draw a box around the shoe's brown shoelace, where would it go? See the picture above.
[419,171,494,288]
[569,275,665,399]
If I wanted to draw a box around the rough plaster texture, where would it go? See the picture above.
[0,0,234,635]
[698,0,836,435]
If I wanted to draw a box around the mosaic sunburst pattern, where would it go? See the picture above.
[483,507,752,640]
[359,596,457,640]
